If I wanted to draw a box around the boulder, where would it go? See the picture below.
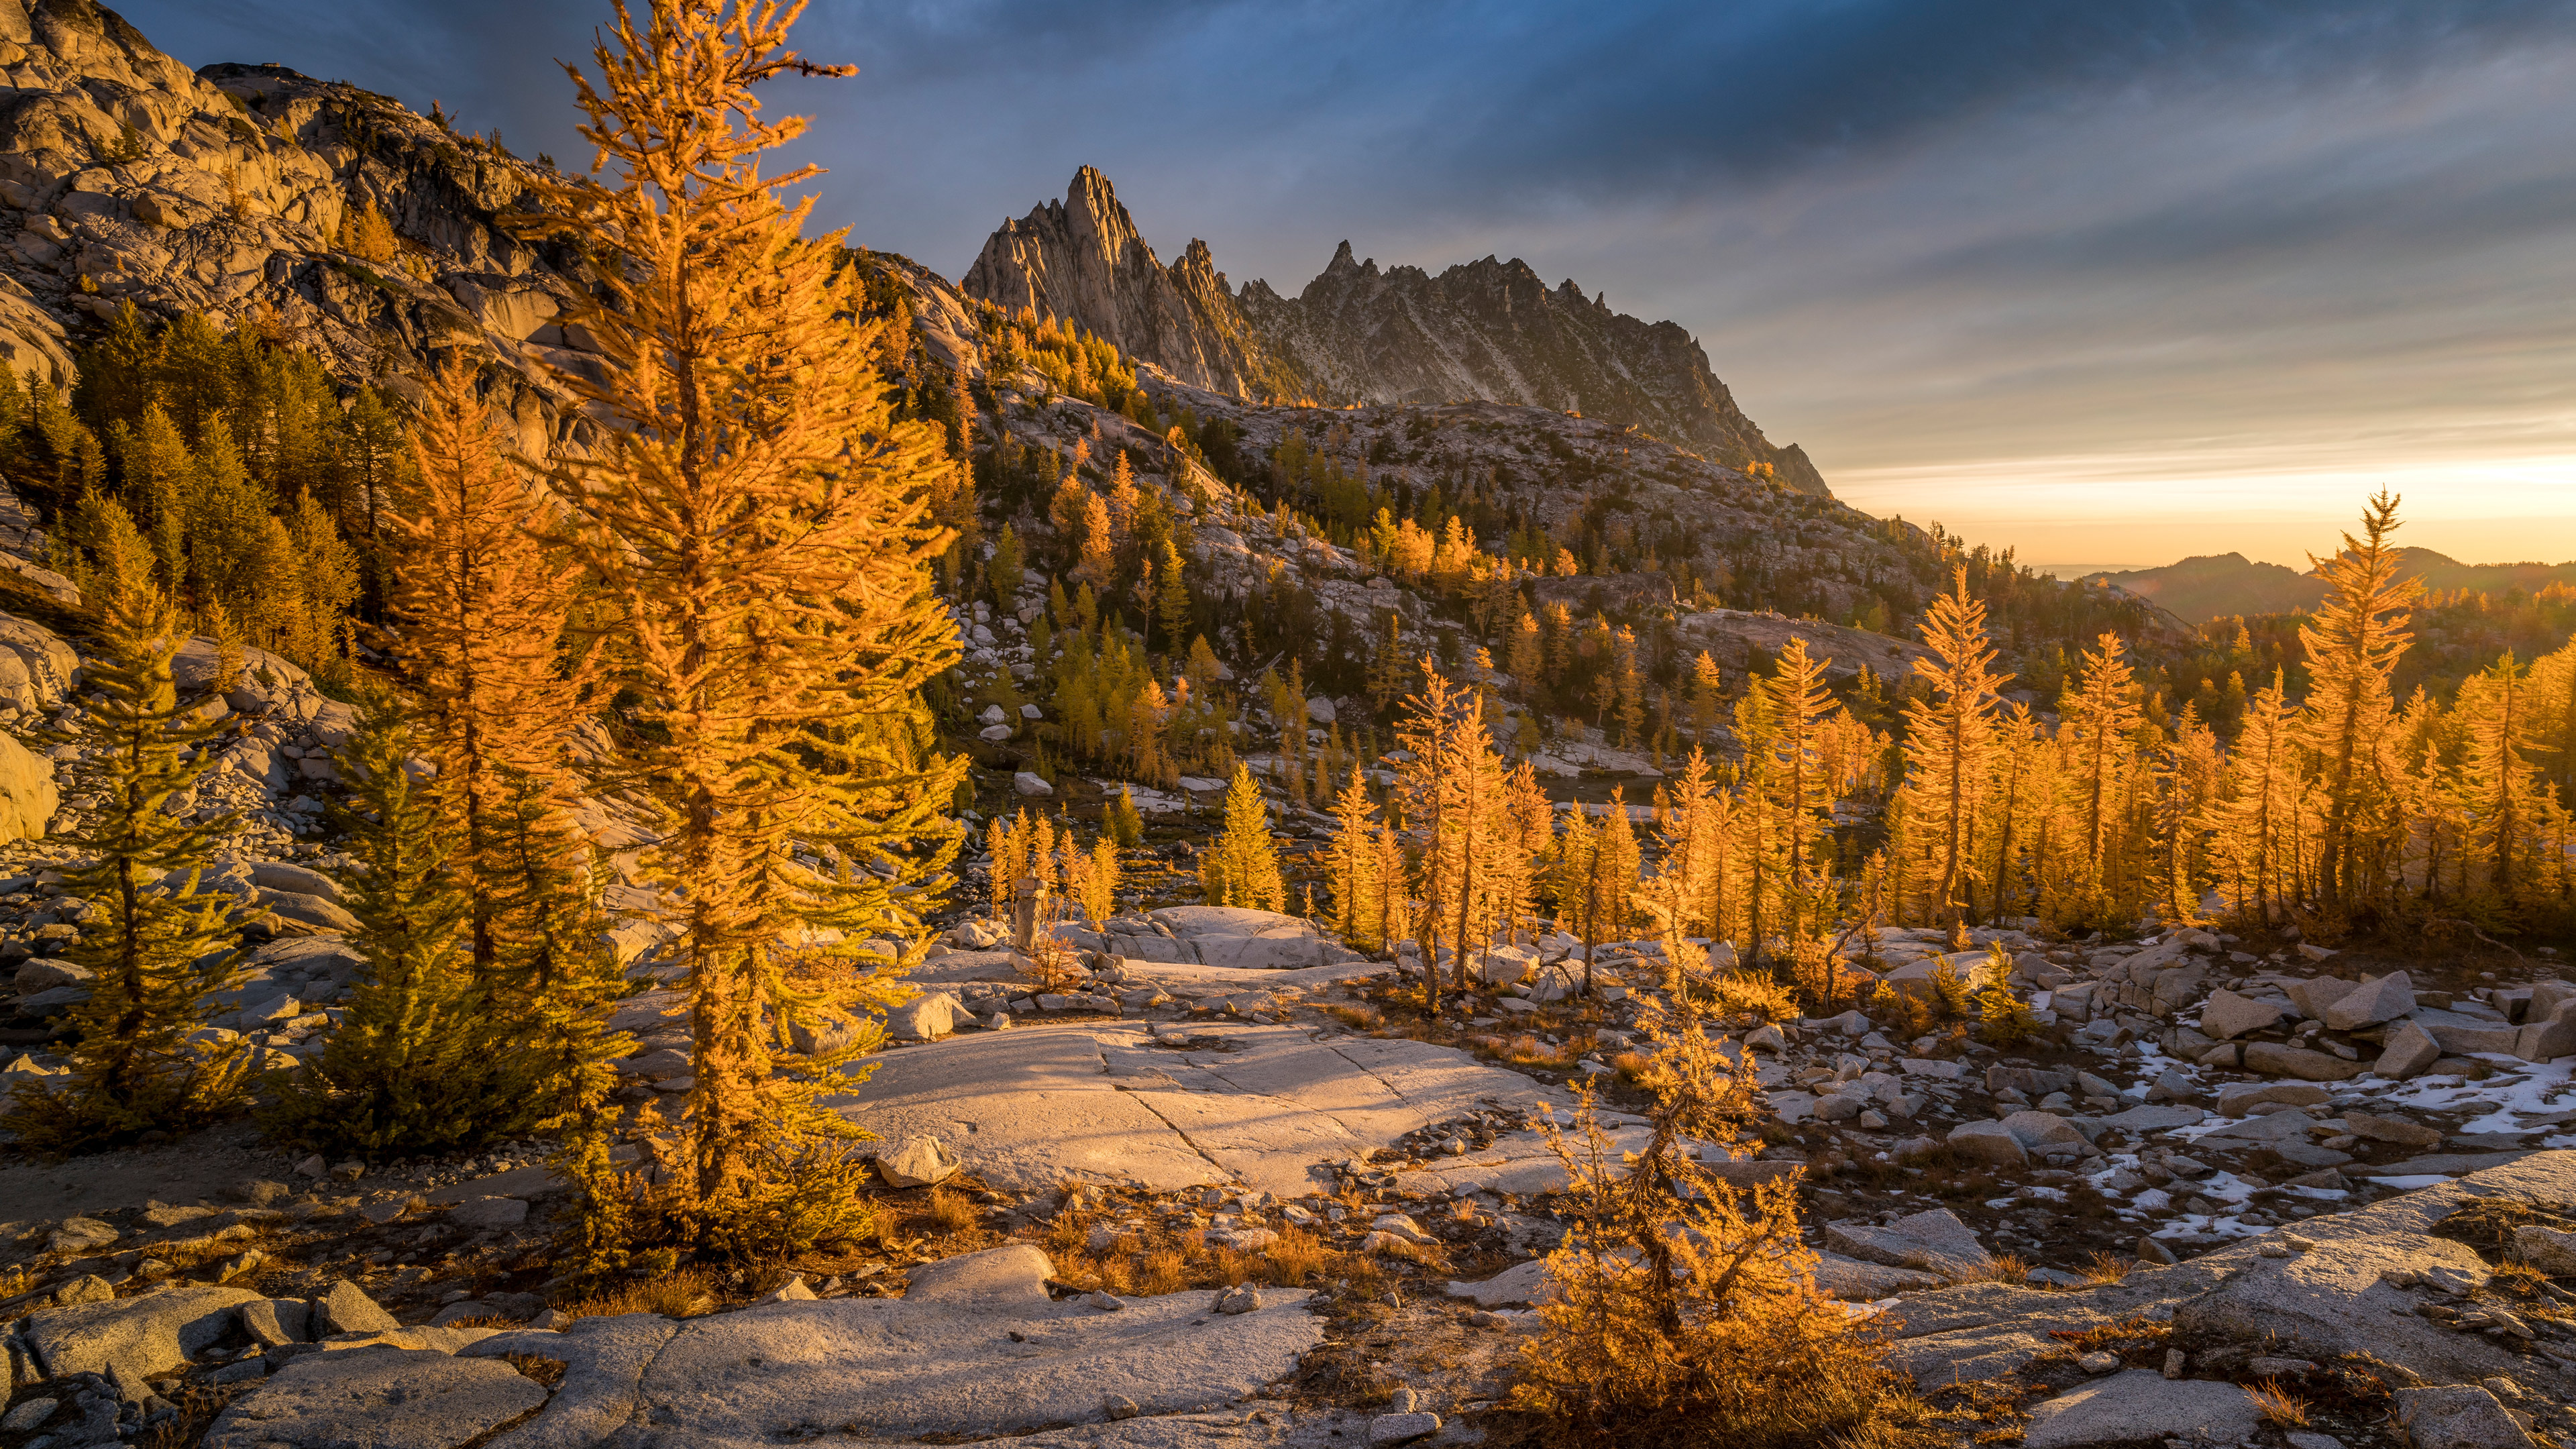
[0,610,80,713]
[14,957,90,992]
[1824,1208,1992,1273]
[2324,971,2414,1030]
[2199,989,2284,1040]
[22,1284,260,1383]
[2286,976,2359,1021]
[885,993,964,1041]
[257,888,362,935]
[903,1243,1052,1307]
[240,1299,309,1348]
[201,1345,548,1449]
[1999,1110,2092,1155]
[2233,1042,2368,1081]
[878,1134,960,1187]
[2418,1012,2524,1055]
[1811,1251,1945,1300]
[2515,1006,2576,1063]
[1447,1258,1554,1307]
[2216,1082,2329,1117]
[2513,1224,2576,1276]
[2343,1112,2442,1148]
[2376,1022,2443,1079]
[2392,1385,2536,1449]
[2530,979,2576,1020]
[312,1280,399,1336]
[0,729,58,840]
[1012,771,1053,797]
[1944,1119,2029,1168]
[247,860,345,904]
[2023,1371,2259,1449]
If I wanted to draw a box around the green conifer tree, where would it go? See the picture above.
[262,707,543,1157]
[1201,763,1285,910]
[1,583,248,1150]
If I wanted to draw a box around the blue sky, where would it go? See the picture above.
[122,0,2576,568]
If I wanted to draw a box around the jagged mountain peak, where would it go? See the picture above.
[963,168,1828,493]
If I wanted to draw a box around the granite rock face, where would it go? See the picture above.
[964,167,1829,494]
[0,0,602,443]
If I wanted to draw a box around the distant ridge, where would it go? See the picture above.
[2082,549,2576,623]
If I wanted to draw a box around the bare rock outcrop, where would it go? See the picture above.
[963,165,1305,403]
[964,166,1830,493]
[0,0,602,441]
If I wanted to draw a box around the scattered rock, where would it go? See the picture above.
[878,1134,961,1188]
[1368,1411,1443,1446]
[2324,971,2414,1030]
[2393,1384,2536,1449]
[311,1280,399,1337]
[2022,1371,2258,1449]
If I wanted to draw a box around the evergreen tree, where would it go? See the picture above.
[1202,763,1285,910]
[2455,653,2542,907]
[2296,490,2418,915]
[522,0,963,1250]
[2208,669,2302,925]
[2,582,248,1150]
[386,359,584,977]
[2060,633,2145,918]
[1326,765,1383,947]
[1895,569,2007,926]
[1106,784,1145,848]
[264,708,544,1157]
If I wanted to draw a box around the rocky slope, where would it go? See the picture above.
[0,0,602,447]
[965,167,1829,494]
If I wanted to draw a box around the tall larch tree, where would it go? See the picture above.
[1897,568,2008,927]
[2296,490,2419,915]
[388,358,586,977]
[521,0,966,1238]
[2059,633,2144,918]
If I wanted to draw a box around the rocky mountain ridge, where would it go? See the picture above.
[965,166,1828,494]
[0,0,603,453]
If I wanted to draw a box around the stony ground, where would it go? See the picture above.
[9,881,2576,1448]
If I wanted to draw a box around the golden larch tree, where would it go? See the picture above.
[523,0,966,1232]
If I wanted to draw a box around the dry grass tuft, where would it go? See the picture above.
[2080,1251,2133,1285]
[1940,1253,2029,1287]
[925,1186,978,1235]
[559,1268,714,1321]
[505,1353,569,1387]
[1260,1228,1338,1287]
[1322,1004,1383,1030]
[1136,1248,1189,1296]
[2247,1380,2310,1428]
